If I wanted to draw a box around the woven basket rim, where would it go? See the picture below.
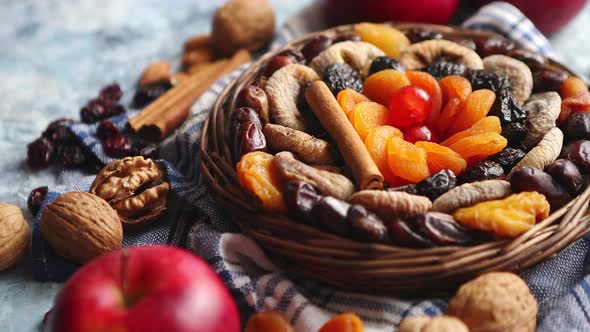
[199,22,590,295]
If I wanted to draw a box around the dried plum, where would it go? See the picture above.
[312,196,351,236]
[324,63,363,95]
[386,218,434,248]
[414,212,475,245]
[489,90,527,124]
[369,56,405,75]
[415,169,457,200]
[489,148,526,174]
[465,69,512,93]
[532,68,567,93]
[474,38,515,57]
[545,159,584,195]
[405,28,443,43]
[510,167,570,210]
[458,160,505,183]
[27,186,48,216]
[561,140,590,173]
[565,112,590,141]
[284,180,321,222]
[422,60,466,80]
[346,205,389,243]
[502,122,528,147]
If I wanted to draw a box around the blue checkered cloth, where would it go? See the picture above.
[31,2,590,330]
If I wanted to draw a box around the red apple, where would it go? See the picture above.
[324,0,460,26]
[45,245,240,332]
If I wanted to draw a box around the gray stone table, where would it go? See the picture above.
[0,1,588,331]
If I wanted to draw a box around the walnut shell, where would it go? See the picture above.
[0,203,30,271]
[90,156,169,228]
[399,315,469,332]
[41,192,122,264]
[447,272,537,332]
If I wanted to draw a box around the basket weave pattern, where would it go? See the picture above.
[200,23,590,295]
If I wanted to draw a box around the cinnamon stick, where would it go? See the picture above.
[129,50,251,140]
[305,81,383,190]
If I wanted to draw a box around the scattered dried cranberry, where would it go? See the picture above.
[96,121,119,140]
[102,135,133,158]
[131,81,173,108]
[80,98,125,123]
[42,118,75,143]
[60,143,87,168]
[27,186,48,216]
[27,137,55,169]
[133,141,160,160]
[99,83,123,102]
[405,28,443,43]
[301,35,332,62]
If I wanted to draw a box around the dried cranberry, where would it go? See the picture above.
[27,186,48,216]
[42,118,75,143]
[60,143,87,168]
[405,28,443,43]
[131,81,173,108]
[102,135,133,158]
[133,141,160,160]
[99,83,123,102]
[474,38,515,57]
[301,35,332,62]
[96,121,119,140]
[27,137,55,169]
[81,98,125,123]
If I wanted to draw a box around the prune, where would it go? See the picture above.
[133,141,160,160]
[510,167,570,210]
[60,142,86,168]
[131,81,173,108]
[465,69,512,93]
[385,218,434,248]
[284,180,321,222]
[387,184,419,195]
[458,160,505,183]
[489,148,526,174]
[27,186,48,216]
[502,122,527,147]
[27,137,55,169]
[264,55,295,77]
[405,28,443,43]
[507,49,546,68]
[532,68,567,93]
[565,112,590,140]
[301,35,332,62]
[96,120,119,140]
[228,107,267,163]
[474,38,515,57]
[276,48,306,64]
[423,61,466,80]
[345,205,389,243]
[312,196,351,236]
[324,63,363,95]
[99,83,123,102]
[415,169,457,200]
[546,159,584,195]
[102,135,133,158]
[414,212,475,245]
[333,33,360,43]
[561,140,590,173]
[489,90,527,124]
[369,56,405,75]
[42,118,75,143]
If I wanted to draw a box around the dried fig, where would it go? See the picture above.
[349,190,431,219]
[263,123,334,165]
[431,180,512,213]
[508,127,563,178]
[399,39,483,71]
[483,55,533,104]
[522,92,561,149]
[309,41,385,78]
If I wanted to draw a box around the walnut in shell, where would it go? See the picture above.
[447,272,537,332]
[40,192,122,264]
[398,315,469,332]
[90,156,169,228]
[399,39,483,70]
[349,190,431,219]
[0,203,30,271]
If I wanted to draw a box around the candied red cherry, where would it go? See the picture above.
[60,143,87,168]
[102,135,133,158]
[27,186,48,216]
[403,124,435,143]
[389,86,432,128]
[96,120,119,140]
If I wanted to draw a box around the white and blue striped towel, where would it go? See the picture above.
[32,2,590,330]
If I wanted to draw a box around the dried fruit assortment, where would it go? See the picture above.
[232,22,590,245]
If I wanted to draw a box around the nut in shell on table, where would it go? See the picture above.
[398,315,469,332]
[0,203,30,271]
[447,272,537,332]
[40,192,123,265]
[90,156,169,228]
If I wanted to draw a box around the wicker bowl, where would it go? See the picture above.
[200,23,590,295]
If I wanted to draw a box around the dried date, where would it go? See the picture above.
[415,169,457,200]
[229,107,267,163]
[414,212,475,246]
[510,167,570,210]
[345,205,389,243]
[283,180,321,222]
[312,196,351,236]
[385,218,434,248]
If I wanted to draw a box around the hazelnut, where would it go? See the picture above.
[447,272,537,332]
[399,315,469,332]
[139,60,172,88]
[90,156,169,228]
[40,192,122,264]
[211,0,275,57]
[0,203,30,271]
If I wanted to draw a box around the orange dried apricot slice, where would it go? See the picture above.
[448,132,507,164]
[453,192,550,238]
[435,97,464,138]
[415,141,467,175]
[337,89,369,116]
[349,101,390,140]
[560,76,588,99]
[406,71,443,127]
[387,137,430,183]
[439,75,472,104]
[319,313,364,332]
[237,151,286,213]
[440,116,502,147]
[365,125,403,184]
[562,92,590,114]
[363,69,411,106]
[354,22,410,58]
[245,310,294,332]
[448,89,496,135]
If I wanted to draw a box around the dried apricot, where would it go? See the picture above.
[365,125,403,183]
[439,75,472,104]
[387,137,430,183]
[448,89,496,135]
[406,71,443,126]
[562,92,590,115]
[354,22,410,58]
[319,313,364,332]
[435,97,464,138]
[415,141,467,175]
[349,101,390,140]
[560,76,588,99]
[440,116,502,147]
[245,310,294,332]
[449,132,507,164]
[453,192,550,237]
[337,89,369,115]
[237,151,286,212]
[363,69,411,106]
